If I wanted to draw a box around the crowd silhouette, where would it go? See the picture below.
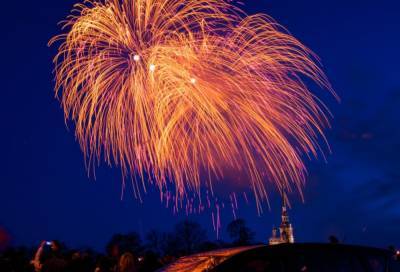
[0,219,256,272]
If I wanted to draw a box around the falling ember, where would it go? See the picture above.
[243,192,249,205]
[233,193,238,210]
[49,0,334,211]
[216,204,221,239]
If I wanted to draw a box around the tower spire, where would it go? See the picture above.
[269,193,295,245]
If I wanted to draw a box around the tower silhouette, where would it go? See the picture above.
[269,193,295,245]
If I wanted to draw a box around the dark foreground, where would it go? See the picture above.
[161,243,400,272]
[1,239,399,272]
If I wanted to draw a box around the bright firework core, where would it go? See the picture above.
[133,54,140,62]
[49,0,334,212]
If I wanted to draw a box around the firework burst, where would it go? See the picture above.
[50,0,334,209]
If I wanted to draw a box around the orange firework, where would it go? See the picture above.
[50,0,334,209]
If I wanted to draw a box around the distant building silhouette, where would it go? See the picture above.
[269,195,295,245]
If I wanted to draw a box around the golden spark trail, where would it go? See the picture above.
[50,0,334,209]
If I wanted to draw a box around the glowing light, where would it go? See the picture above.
[49,0,335,208]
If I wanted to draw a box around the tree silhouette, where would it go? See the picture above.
[162,232,181,257]
[329,235,339,244]
[106,232,143,256]
[145,230,165,256]
[173,220,208,256]
[226,219,255,246]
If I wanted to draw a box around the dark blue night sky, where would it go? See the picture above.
[1,0,399,251]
